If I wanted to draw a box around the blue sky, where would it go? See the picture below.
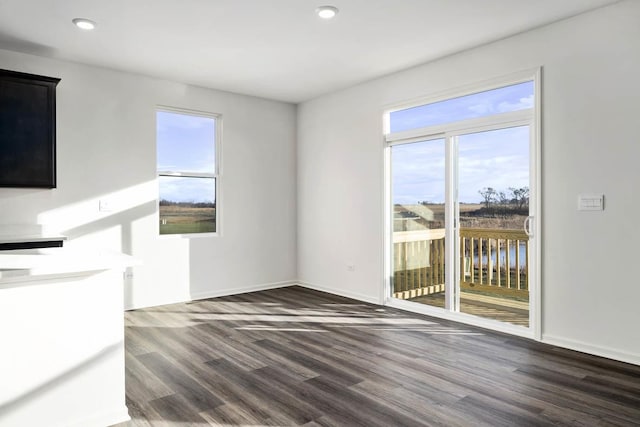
[156,81,533,205]
[391,81,533,204]
[391,127,529,204]
[157,111,216,203]
[158,176,216,204]
[390,81,534,132]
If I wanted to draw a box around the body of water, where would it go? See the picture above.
[471,243,527,269]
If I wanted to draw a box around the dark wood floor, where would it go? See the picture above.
[115,286,640,427]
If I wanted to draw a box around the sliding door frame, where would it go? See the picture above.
[383,69,542,340]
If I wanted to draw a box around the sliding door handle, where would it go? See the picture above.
[524,216,534,237]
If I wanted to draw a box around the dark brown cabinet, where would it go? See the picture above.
[0,69,60,188]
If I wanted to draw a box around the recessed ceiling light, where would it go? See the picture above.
[72,18,96,30]
[316,6,339,19]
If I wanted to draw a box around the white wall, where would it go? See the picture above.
[297,0,640,364]
[0,49,297,310]
[0,270,129,427]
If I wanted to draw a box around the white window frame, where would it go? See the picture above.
[156,106,222,238]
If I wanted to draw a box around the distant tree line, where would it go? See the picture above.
[159,199,215,208]
[477,186,529,215]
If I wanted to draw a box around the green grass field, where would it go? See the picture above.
[160,205,215,235]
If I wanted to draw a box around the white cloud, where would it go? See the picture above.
[497,94,534,113]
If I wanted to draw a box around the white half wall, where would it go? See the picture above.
[297,0,640,363]
[0,269,129,427]
[0,49,297,310]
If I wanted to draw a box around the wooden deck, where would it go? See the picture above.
[409,291,529,327]
[394,227,531,327]
[116,286,640,426]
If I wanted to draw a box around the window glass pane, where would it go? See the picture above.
[159,176,216,234]
[458,126,529,208]
[157,111,215,174]
[392,138,446,231]
[389,81,533,133]
[391,139,446,308]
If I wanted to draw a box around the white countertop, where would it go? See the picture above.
[0,247,139,282]
[0,225,66,245]
[0,234,67,245]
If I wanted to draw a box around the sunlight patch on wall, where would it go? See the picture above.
[37,181,158,236]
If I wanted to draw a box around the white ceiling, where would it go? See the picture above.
[0,0,620,103]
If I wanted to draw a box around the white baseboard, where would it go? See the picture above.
[542,334,640,366]
[189,280,296,301]
[64,406,130,427]
[296,281,382,305]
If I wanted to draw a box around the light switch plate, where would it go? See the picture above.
[99,199,113,212]
[578,194,604,211]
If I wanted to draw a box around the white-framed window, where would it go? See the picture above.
[156,107,220,235]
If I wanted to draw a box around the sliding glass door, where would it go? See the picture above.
[456,126,531,327]
[386,75,538,333]
[391,139,448,309]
